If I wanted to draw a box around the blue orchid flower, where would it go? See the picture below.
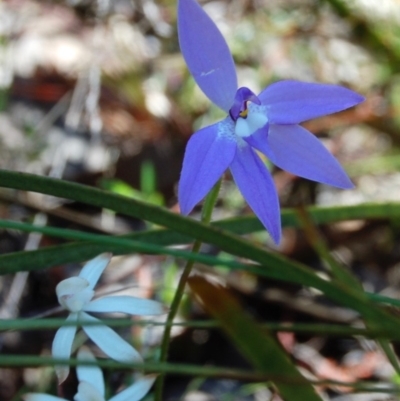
[177,0,364,244]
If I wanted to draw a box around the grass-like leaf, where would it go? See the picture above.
[1,353,398,393]
[189,275,323,401]
[0,171,400,341]
[0,219,250,274]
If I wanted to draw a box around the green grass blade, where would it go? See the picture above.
[2,318,400,339]
[1,171,400,341]
[0,222,397,341]
[295,208,363,291]
[2,201,400,275]
[189,275,323,401]
[0,220,252,274]
[1,353,399,393]
[220,202,400,234]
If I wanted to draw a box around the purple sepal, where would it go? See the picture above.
[229,143,281,243]
[265,124,354,188]
[178,119,237,215]
[259,80,365,124]
[178,0,237,112]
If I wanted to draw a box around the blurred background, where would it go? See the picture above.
[1,0,400,400]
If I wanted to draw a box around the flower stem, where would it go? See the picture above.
[154,179,222,401]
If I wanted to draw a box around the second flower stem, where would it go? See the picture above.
[154,179,222,401]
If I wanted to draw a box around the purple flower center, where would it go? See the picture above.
[229,87,261,121]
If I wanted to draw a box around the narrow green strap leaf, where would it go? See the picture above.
[1,318,399,339]
[0,171,283,271]
[0,353,398,392]
[295,208,363,292]
[0,222,399,340]
[0,171,343,296]
[1,171,400,340]
[221,202,400,234]
[2,171,399,244]
[189,276,323,401]
[367,293,400,308]
[1,200,400,277]
[0,229,184,274]
[0,219,251,274]
[0,355,273,381]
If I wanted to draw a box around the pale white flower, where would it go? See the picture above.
[24,347,156,401]
[52,253,166,383]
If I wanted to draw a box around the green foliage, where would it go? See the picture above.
[2,169,400,399]
[189,276,323,401]
[100,160,164,206]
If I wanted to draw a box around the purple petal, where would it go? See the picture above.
[242,124,269,151]
[229,142,281,243]
[178,0,237,112]
[258,124,354,188]
[179,119,237,215]
[258,80,364,124]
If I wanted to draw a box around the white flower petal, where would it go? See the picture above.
[110,375,157,401]
[80,312,143,363]
[57,277,94,312]
[85,296,166,316]
[57,277,89,299]
[74,381,105,401]
[23,394,68,401]
[79,253,112,289]
[52,313,79,384]
[77,347,105,397]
